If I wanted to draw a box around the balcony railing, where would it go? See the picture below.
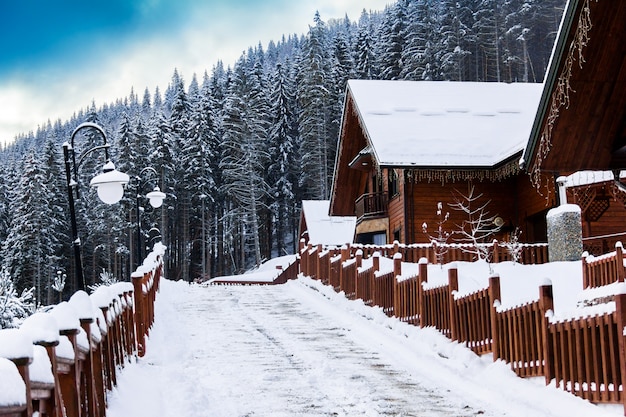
[355,192,388,220]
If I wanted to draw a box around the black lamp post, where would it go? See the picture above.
[133,167,165,269]
[63,122,129,292]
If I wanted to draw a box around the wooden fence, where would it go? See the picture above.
[0,244,165,417]
[300,241,626,414]
[582,242,625,288]
[352,240,549,265]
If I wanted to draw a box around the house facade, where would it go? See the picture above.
[522,0,626,254]
[329,80,552,245]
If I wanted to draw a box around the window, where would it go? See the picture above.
[393,228,401,243]
[356,231,387,245]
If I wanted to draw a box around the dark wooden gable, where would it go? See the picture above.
[329,88,369,216]
[524,0,626,183]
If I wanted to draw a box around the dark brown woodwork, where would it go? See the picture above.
[526,0,626,174]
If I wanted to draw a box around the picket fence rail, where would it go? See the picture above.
[299,239,626,415]
[0,244,165,417]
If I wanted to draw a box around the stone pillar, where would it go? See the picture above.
[546,203,583,262]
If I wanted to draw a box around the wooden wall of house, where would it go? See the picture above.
[387,169,405,242]
[400,172,556,245]
[582,199,626,238]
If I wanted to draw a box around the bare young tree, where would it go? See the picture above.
[502,227,523,264]
[422,202,451,266]
[449,184,502,270]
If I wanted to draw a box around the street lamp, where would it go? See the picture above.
[134,168,165,269]
[63,122,129,292]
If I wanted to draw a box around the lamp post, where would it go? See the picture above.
[133,167,165,269]
[63,122,129,292]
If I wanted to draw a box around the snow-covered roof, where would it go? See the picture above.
[564,170,626,188]
[301,200,355,246]
[347,80,544,168]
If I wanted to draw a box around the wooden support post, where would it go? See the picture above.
[11,356,33,417]
[488,274,501,360]
[340,245,350,291]
[614,293,626,416]
[372,252,380,273]
[581,251,589,289]
[417,258,428,328]
[448,265,459,341]
[393,252,402,277]
[616,242,624,282]
[80,319,100,417]
[539,279,555,385]
[132,272,145,357]
[492,239,500,264]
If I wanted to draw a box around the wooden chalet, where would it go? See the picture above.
[522,0,626,254]
[329,80,552,245]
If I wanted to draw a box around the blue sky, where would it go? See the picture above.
[0,0,390,144]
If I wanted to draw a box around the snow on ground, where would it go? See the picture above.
[106,264,622,417]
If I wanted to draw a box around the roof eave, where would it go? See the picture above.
[522,0,580,172]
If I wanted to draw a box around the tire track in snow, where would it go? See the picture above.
[155,281,487,417]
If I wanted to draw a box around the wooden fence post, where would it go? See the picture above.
[492,240,500,264]
[581,251,589,289]
[417,258,428,328]
[132,271,145,357]
[340,244,350,291]
[372,252,380,273]
[393,252,402,318]
[488,274,501,360]
[614,293,626,415]
[538,279,554,385]
[616,242,624,282]
[448,264,459,341]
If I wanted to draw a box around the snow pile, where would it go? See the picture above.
[0,357,26,407]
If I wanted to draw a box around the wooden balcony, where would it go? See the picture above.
[355,192,388,221]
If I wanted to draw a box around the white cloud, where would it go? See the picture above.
[0,0,390,145]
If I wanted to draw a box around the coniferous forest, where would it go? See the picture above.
[0,0,565,304]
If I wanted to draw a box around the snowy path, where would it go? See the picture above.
[106,278,619,417]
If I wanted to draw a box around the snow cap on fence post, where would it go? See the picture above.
[393,240,400,254]
[0,328,34,362]
[393,252,402,277]
[19,313,60,346]
[68,291,95,323]
[299,238,305,252]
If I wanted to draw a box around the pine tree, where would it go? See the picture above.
[376,1,407,80]
[297,11,333,200]
[268,61,298,256]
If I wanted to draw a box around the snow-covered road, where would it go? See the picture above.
[106,277,619,417]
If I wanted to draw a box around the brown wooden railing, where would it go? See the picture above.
[300,240,626,414]
[582,242,625,288]
[355,192,388,220]
[0,243,165,417]
[583,232,626,256]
